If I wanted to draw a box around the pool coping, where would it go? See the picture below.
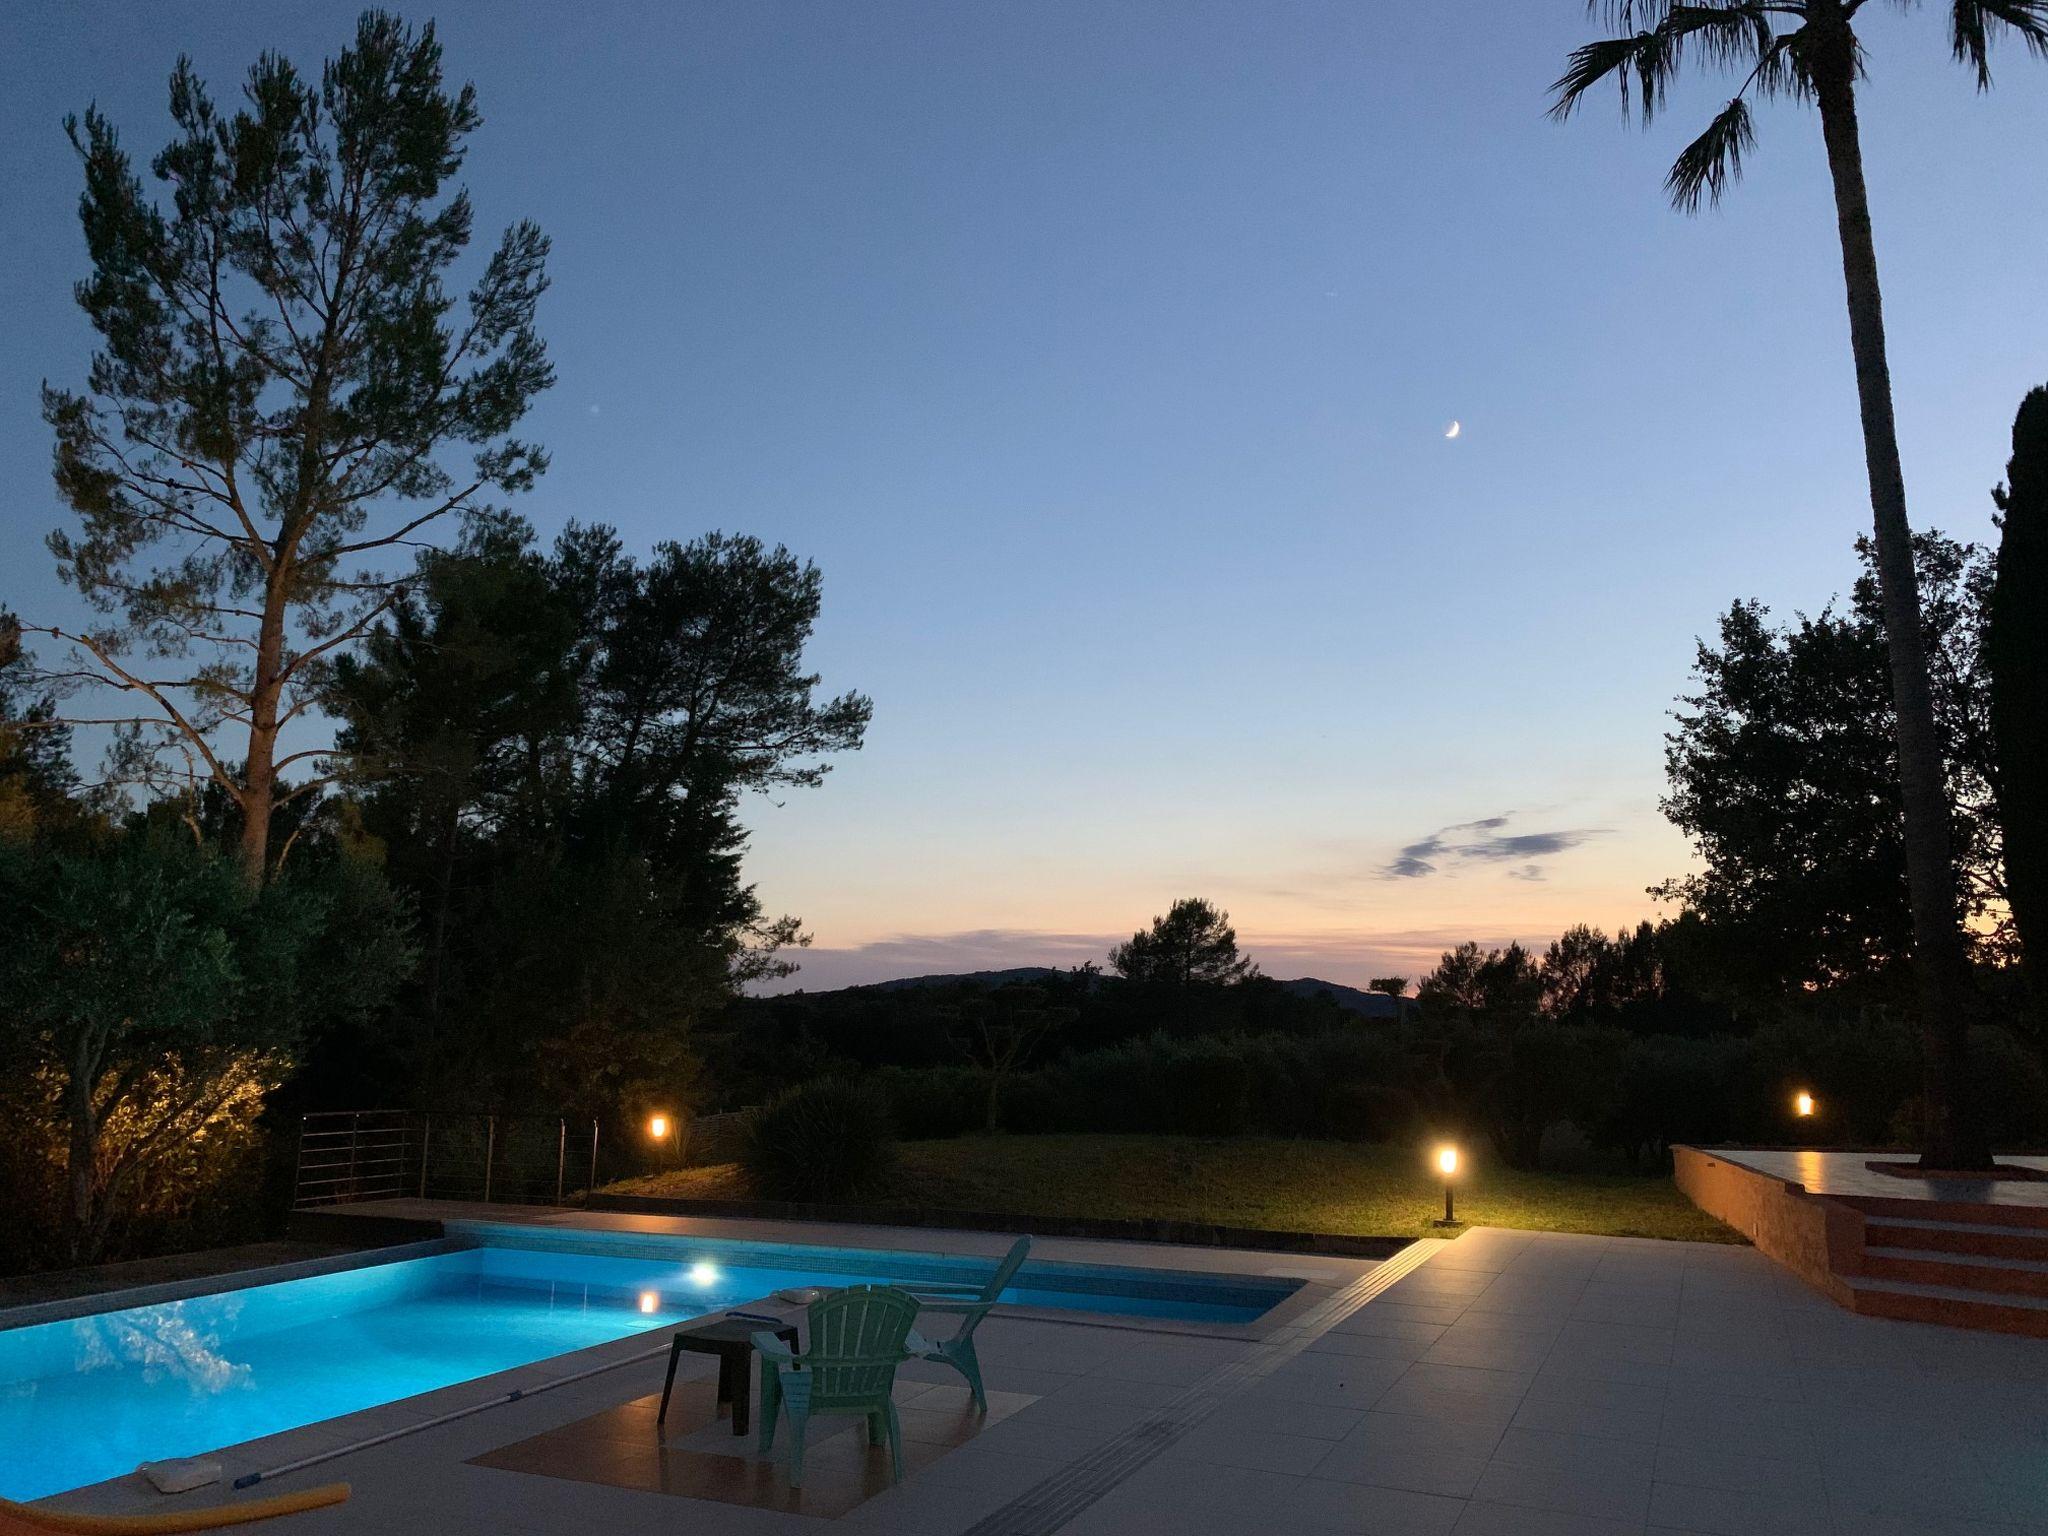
[0,1238,465,1334]
[22,1209,1395,1511]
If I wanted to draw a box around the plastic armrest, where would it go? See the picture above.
[751,1331,797,1363]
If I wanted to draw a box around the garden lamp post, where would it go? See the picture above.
[647,1112,677,1163]
[1434,1144,1461,1228]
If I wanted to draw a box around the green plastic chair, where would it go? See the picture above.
[754,1285,920,1488]
[903,1235,1032,1413]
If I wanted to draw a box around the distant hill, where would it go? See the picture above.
[1274,977,1412,1020]
[866,966,1062,992]
[844,967,1411,1018]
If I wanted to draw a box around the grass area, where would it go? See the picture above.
[604,1134,1741,1244]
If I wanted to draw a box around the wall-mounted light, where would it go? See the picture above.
[648,1113,670,1141]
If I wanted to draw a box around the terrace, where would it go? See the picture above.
[20,1207,2048,1536]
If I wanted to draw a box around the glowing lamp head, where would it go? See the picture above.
[1794,1091,1815,1118]
[638,1290,659,1314]
[648,1113,669,1140]
[1437,1145,1460,1177]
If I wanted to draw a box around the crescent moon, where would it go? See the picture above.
[1444,420,1462,439]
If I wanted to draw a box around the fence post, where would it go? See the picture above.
[291,1115,310,1209]
[345,1111,360,1202]
[587,1119,599,1200]
[418,1113,432,1200]
[483,1115,496,1204]
[555,1119,567,1205]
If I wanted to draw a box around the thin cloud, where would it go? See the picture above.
[1380,814,1608,881]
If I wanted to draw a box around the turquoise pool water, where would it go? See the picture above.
[0,1232,1296,1499]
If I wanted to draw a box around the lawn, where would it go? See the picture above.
[603,1134,1741,1244]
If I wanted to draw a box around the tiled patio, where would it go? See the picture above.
[44,1224,2048,1536]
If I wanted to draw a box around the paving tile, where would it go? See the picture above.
[1454,1501,1646,1535]
[1424,1335,1557,1372]
[1397,1361,1536,1402]
[1472,1459,1653,1523]
[1349,1300,1473,1330]
[1312,1329,1438,1365]
[1648,1478,1833,1536]
[1510,1395,1662,1445]
[1201,1394,1364,1442]
[1283,1475,1466,1535]
[1260,1353,1411,1411]
[1373,1379,1526,1428]
[1327,1408,1509,1464]
[1308,1439,1491,1498]
[1489,1426,1658,1480]
[1652,1443,1817,1497]
[1524,1371,1665,1415]
[1165,1422,1336,1475]
[1110,1456,1306,1514]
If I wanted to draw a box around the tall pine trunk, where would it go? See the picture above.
[1810,17,1987,1169]
[236,583,290,887]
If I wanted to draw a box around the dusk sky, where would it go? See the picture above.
[3,2,2041,991]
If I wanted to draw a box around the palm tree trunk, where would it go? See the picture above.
[1809,17,1987,1169]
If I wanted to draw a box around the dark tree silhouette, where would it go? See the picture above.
[1660,536,2004,999]
[1110,898,1256,987]
[1552,0,2048,1167]
[29,11,551,885]
[1991,388,2048,1036]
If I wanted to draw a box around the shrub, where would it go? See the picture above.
[873,1066,984,1140]
[1320,1082,1421,1142]
[742,1079,898,1202]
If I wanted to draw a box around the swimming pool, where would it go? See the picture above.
[0,1230,1298,1499]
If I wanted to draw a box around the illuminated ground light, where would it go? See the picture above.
[1794,1090,1816,1118]
[1433,1144,1461,1228]
[647,1113,669,1140]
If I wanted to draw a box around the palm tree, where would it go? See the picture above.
[1553,0,2048,1170]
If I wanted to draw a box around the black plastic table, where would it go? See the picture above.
[657,1316,801,1436]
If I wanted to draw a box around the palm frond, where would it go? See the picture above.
[1664,4,1778,65]
[1749,30,1816,98]
[1951,0,2048,86]
[1549,32,1677,122]
[1589,1,1675,27]
[1665,96,1756,211]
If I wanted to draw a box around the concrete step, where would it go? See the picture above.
[1847,1275,2048,1336]
[1863,1245,2048,1298]
[1864,1216,2048,1263]
[1839,1193,2048,1230]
